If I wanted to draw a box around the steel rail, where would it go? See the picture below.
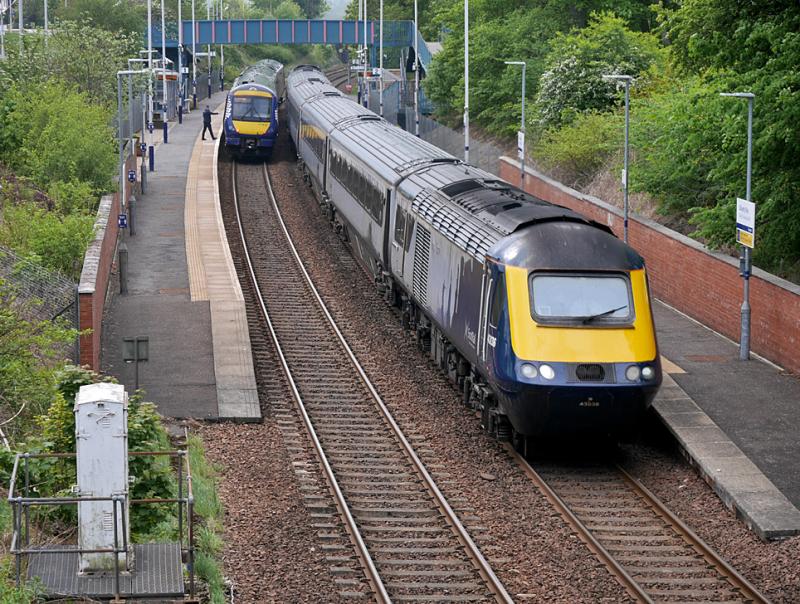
[231,161,391,604]
[617,465,770,604]
[260,163,514,603]
[234,157,513,602]
[504,443,654,604]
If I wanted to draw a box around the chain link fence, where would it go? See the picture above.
[0,246,79,363]
[370,81,504,176]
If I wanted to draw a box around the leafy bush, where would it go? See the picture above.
[0,82,116,192]
[534,11,663,129]
[533,110,622,186]
[0,203,95,279]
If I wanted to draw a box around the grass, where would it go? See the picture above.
[188,435,226,603]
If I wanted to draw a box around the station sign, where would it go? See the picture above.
[118,214,128,229]
[736,198,755,248]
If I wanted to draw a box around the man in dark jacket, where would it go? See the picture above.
[202,105,217,140]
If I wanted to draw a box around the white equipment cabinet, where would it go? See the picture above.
[75,383,130,573]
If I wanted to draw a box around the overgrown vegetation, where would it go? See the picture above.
[392,0,800,280]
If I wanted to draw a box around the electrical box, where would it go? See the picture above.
[75,383,130,573]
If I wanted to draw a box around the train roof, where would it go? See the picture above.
[287,66,643,268]
[234,59,284,91]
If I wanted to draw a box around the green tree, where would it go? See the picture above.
[54,0,147,35]
[534,12,662,129]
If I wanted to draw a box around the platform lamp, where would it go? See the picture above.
[192,0,197,109]
[464,0,469,162]
[379,0,383,118]
[602,74,633,244]
[413,0,419,136]
[504,60,527,188]
[720,91,756,361]
[0,0,6,61]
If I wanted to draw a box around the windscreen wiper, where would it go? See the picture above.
[580,305,628,324]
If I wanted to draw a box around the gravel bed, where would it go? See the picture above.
[623,439,800,602]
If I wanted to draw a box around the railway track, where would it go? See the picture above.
[326,64,352,90]
[228,158,512,603]
[508,446,770,604]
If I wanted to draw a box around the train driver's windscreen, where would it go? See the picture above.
[529,273,634,325]
[232,95,272,121]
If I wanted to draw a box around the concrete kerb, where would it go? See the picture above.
[184,101,261,422]
[651,374,800,541]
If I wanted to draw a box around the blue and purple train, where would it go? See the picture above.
[222,59,285,159]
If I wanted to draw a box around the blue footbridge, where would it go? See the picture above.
[160,19,433,73]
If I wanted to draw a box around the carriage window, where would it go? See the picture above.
[404,216,415,252]
[530,272,633,325]
[489,273,506,327]
[394,207,407,244]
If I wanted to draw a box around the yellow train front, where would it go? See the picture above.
[480,220,661,439]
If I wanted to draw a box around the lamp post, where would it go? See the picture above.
[720,91,755,361]
[379,0,383,118]
[147,0,155,171]
[192,0,197,109]
[505,60,526,188]
[206,0,211,99]
[160,0,168,143]
[177,0,183,121]
[363,0,368,108]
[463,0,469,162]
[413,0,419,136]
[602,74,633,243]
[1,0,6,60]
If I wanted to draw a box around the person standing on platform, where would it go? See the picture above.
[202,106,217,140]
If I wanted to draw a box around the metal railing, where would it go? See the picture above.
[7,449,195,601]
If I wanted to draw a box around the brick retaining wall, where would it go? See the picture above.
[78,156,138,370]
[500,157,800,374]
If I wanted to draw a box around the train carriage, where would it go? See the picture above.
[287,65,662,442]
[223,59,285,159]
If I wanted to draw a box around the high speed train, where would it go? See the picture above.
[286,64,662,442]
[222,59,285,158]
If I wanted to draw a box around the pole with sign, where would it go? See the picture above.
[721,91,755,360]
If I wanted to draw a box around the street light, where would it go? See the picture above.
[464,0,469,162]
[192,0,197,109]
[413,0,419,136]
[720,91,755,361]
[160,0,168,143]
[504,60,526,188]
[379,0,383,118]
[602,74,633,244]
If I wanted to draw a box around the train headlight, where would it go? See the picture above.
[520,363,538,379]
[641,366,656,381]
[625,365,641,382]
[539,364,555,380]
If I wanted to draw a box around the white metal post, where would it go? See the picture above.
[413,0,419,136]
[379,0,383,118]
[160,0,167,141]
[43,0,47,49]
[463,0,469,162]
[363,0,368,107]
[178,0,183,114]
[192,0,197,108]
[219,0,224,90]
[0,0,6,60]
[206,0,211,99]
[504,61,526,188]
[357,0,362,105]
[17,0,21,52]
[602,74,633,243]
[147,0,154,168]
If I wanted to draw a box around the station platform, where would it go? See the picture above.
[101,93,261,422]
[652,300,800,540]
